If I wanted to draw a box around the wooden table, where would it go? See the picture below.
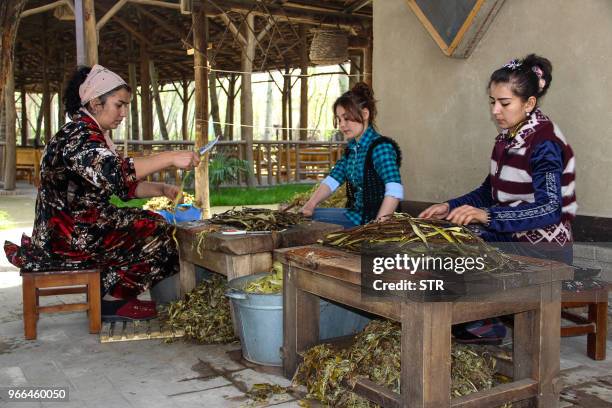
[276,245,574,408]
[176,221,342,296]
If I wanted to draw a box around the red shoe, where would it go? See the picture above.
[103,299,157,321]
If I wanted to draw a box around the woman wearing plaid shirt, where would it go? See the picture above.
[301,83,403,228]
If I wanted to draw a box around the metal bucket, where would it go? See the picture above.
[226,272,370,366]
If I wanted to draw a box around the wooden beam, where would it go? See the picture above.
[129,0,180,10]
[20,0,65,18]
[240,12,256,187]
[298,24,307,141]
[343,0,372,14]
[96,0,128,31]
[140,25,153,141]
[219,13,246,46]
[75,0,98,66]
[134,5,183,39]
[192,5,211,217]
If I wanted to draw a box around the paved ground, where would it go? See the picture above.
[1,186,611,407]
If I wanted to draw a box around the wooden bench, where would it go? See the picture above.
[21,268,101,340]
[277,245,573,407]
[16,147,42,186]
[561,283,610,360]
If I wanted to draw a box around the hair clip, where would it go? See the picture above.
[502,59,522,70]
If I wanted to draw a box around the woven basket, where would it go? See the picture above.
[309,29,349,65]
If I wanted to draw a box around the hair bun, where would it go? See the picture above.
[351,82,374,100]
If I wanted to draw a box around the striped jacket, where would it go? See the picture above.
[489,109,576,244]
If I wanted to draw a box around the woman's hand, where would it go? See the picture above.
[445,205,488,225]
[418,203,450,219]
[161,184,181,202]
[301,204,315,217]
[171,151,200,169]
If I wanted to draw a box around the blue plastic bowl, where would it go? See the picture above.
[156,204,202,223]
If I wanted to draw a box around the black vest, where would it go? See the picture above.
[345,136,402,224]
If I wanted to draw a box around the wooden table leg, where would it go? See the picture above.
[87,272,101,334]
[401,301,452,408]
[514,283,562,407]
[283,264,319,379]
[587,300,607,360]
[179,257,196,298]
[22,275,37,340]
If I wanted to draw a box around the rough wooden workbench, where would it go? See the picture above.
[175,221,342,295]
[275,245,574,408]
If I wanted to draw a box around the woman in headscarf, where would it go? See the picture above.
[4,65,200,320]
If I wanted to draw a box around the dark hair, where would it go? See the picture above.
[333,82,377,128]
[488,54,553,102]
[63,65,131,116]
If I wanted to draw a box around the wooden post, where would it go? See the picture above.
[149,60,169,140]
[349,52,361,88]
[3,62,16,190]
[364,32,373,86]
[0,0,27,113]
[209,70,222,138]
[140,42,152,141]
[192,5,210,218]
[282,66,289,141]
[74,0,98,66]
[34,99,42,147]
[20,88,27,146]
[224,73,236,141]
[241,13,256,187]
[181,78,189,141]
[127,35,140,141]
[299,25,309,141]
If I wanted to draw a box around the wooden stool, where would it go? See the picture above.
[561,284,610,360]
[21,268,102,340]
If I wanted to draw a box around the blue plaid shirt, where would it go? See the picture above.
[324,126,403,225]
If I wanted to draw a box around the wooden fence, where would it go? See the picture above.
[1,140,347,187]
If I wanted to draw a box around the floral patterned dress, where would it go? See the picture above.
[4,112,179,299]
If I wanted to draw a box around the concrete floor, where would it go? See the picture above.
[1,186,611,408]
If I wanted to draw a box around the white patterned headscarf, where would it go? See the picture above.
[79,64,127,106]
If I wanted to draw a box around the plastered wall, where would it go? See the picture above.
[374,0,612,216]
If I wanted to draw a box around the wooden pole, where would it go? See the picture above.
[42,41,51,144]
[349,52,361,88]
[0,0,27,112]
[241,12,256,187]
[140,41,153,141]
[34,98,43,147]
[224,73,236,141]
[282,66,289,141]
[127,35,140,141]
[299,25,308,141]
[149,60,169,140]
[364,32,373,86]
[181,78,189,140]
[20,88,27,146]
[74,0,98,66]
[4,61,16,190]
[192,5,210,218]
[209,70,222,138]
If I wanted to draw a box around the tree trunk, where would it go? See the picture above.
[241,13,256,187]
[181,79,189,141]
[0,0,26,111]
[299,25,309,141]
[208,71,222,138]
[224,74,236,141]
[4,62,16,190]
[140,45,152,141]
[128,62,139,140]
[20,88,28,146]
[149,60,169,141]
[193,6,210,218]
[264,74,273,140]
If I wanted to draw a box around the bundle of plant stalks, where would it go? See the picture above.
[159,274,236,344]
[143,193,196,211]
[294,320,508,407]
[244,262,284,294]
[320,213,520,275]
[285,184,347,209]
[210,207,306,231]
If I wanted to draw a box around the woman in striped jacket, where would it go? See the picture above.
[420,54,576,265]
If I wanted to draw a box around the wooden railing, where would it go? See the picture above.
[113,139,347,186]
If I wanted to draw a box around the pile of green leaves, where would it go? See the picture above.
[285,183,347,209]
[294,320,504,407]
[160,275,236,344]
